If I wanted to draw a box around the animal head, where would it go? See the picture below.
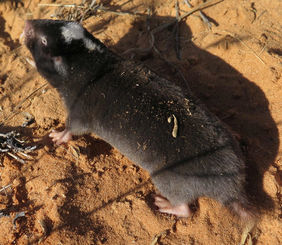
[23,19,105,85]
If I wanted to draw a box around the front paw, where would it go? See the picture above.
[49,129,72,145]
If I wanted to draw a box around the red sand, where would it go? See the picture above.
[0,0,281,244]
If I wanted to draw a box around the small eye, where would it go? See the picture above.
[41,36,47,46]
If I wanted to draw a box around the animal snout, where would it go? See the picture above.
[23,20,34,40]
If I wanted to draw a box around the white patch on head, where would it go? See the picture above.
[53,56,67,77]
[61,22,84,43]
[61,22,103,53]
[83,38,103,52]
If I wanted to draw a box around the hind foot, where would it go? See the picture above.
[154,195,191,218]
[49,129,72,145]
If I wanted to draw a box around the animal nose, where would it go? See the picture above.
[23,20,34,39]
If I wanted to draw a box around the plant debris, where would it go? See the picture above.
[39,0,142,22]
[13,211,26,228]
[168,114,178,138]
[184,0,212,29]
[0,131,36,163]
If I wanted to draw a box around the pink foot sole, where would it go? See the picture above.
[49,129,72,145]
[154,195,191,218]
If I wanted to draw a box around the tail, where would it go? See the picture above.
[229,200,259,245]
[229,199,259,225]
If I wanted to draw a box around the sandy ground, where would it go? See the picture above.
[0,0,281,244]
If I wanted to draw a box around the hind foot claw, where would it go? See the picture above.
[154,195,191,218]
[49,129,72,145]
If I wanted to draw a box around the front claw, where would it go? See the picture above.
[49,129,72,145]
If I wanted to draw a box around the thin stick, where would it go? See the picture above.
[180,0,223,22]
[38,2,140,17]
[96,6,140,16]
[152,45,192,94]
[0,83,48,126]
[151,0,223,34]
[80,0,97,23]
[122,32,155,55]
[258,44,267,56]
[7,152,25,164]
[218,30,266,65]
[0,184,12,193]
[184,0,212,29]
[15,82,48,111]
[38,3,84,8]
[124,0,223,58]
[175,0,181,59]
[17,151,33,159]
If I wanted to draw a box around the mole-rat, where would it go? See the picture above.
[23,19,253,219]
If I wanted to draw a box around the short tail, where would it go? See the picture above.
[229,199,259,224]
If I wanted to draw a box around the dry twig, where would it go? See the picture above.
[39,1,141,21]
[124,0,223,56]
[0,184,12,194]
[214,30,266,65]
[184,0,212,29]
[174,0,181,59]
[0,131,36,163]
[0,83,48,126]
